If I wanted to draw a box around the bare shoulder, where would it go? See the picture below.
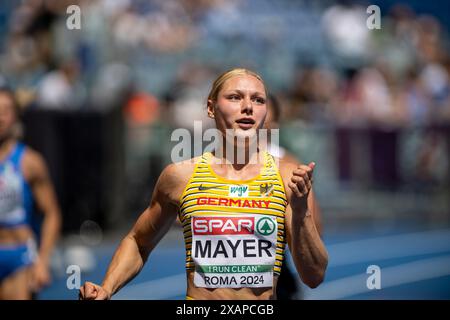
[160,156,201,183]
[282,151,301,166]
[22,146,45,165]
[277,157,299,181]
[156,156,201,203]
[21,146,48,181]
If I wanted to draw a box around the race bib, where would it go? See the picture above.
[191,214,277,288]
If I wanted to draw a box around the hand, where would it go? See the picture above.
[288,162,315,214]
[79,282,111,300]
[30,258,51,292]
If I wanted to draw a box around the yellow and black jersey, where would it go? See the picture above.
[179,152,288,277]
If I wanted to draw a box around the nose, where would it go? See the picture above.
[241,96,253,115]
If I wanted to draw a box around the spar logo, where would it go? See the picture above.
[256,217,276,236]
[192,216,254,235]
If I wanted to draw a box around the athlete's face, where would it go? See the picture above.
[0,93,17,139]
[208,75,267,139]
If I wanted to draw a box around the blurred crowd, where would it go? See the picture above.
[0,0,448,128]
[0,0,449,219]
[0,3,448,294]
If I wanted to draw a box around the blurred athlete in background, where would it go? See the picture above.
[0,88,61,299]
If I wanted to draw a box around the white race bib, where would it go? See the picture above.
[191,214,277,288]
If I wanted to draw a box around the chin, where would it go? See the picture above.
[228,128,257,142]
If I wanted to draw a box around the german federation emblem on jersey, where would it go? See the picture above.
[259,183,274,197]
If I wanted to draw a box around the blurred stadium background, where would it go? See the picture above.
[0,0,449,299]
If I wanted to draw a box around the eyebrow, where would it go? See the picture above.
[224,89,266,97]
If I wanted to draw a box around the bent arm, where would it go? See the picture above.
[100,167,179,297]
[282,153,323,235]
[27,152,62,266]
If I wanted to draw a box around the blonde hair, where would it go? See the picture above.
[207,68,267,103]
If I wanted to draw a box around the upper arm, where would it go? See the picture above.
[129,163,187,254]
[22,149,60,216]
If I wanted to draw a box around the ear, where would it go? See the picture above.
[207,99,215,119]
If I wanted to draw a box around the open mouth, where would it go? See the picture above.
[236,118,255,129]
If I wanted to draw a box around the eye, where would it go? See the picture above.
[253,97,266,104]
[228,94,241,101]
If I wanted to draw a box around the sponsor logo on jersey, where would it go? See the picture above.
[192,216,254,235]
[229,185,249,197]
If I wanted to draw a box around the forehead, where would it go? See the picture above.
[220,75,266,95]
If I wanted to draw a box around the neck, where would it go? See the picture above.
[213,135,262,170]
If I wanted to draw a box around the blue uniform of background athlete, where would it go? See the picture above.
[0,88,61,300]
